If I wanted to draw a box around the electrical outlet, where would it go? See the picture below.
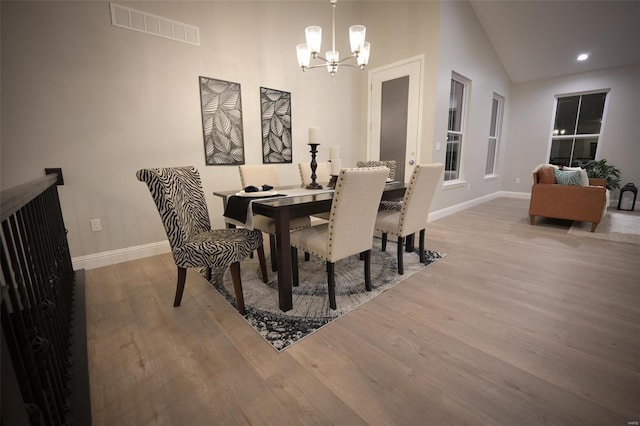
[90,218,102,232]
[435,142,441,151]
[516,177,521,184]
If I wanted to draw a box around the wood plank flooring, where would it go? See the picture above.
[85,198,640,425]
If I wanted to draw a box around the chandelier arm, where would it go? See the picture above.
[305,64,333,70]
[313,54,330,63]
[336,54,358,65]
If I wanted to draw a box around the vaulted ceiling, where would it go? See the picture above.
[469,0,640,83]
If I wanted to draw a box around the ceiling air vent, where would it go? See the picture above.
[110,3,200,46]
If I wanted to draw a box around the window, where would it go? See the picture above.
[485,94,503,176]
[445,75,467,181]
[549,91,608,167]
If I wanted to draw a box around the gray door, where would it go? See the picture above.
[369,56,423,182]
[380,76,409,181]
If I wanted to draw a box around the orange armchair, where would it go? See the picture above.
[528,166,608,232]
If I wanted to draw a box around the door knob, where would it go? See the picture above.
[409,159,415,165]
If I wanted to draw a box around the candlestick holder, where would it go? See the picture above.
[306,143,323,189]
[327,175,338,188]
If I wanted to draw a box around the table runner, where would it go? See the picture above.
[224,187,335,229]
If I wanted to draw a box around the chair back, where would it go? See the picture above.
[357,160,396,180]
[298,162,331,186]
[399,163,444,235]
[136,167,211,251]
[239,164,280,188]
[327,167,389,262]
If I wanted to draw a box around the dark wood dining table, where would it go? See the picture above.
[214,182,406,312]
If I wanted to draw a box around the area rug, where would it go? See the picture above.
[568,209,640,245]
[202,238,444,351]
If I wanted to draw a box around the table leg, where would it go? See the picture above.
[274,208,293,311]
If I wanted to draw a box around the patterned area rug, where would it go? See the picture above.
[203,238,444,351]
[568,209,640,245]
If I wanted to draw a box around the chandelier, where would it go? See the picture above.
[296,0,371,77]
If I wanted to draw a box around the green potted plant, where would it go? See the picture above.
[584,159,621,190]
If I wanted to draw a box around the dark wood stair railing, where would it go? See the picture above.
[1,170,90,425]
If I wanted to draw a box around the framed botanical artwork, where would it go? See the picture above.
[199,76,245,165]
[260,87,292,163]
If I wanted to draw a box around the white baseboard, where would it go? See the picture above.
[72,240,170,270]
[498,190,531,200]
[75,190,536,270]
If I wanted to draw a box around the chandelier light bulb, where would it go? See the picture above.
[296,44,311,68]
[305,26,322,55]
[357,42,370,67]
[349,25,366,53]
[326,50,339,76]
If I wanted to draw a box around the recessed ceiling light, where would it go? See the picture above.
[577,53,589,61]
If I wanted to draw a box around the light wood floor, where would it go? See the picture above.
[85,198,640,425]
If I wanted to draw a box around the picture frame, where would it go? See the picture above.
[199,76,245,165]
[260,87,292,163]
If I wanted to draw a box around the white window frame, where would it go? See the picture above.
[547,89,610,167]
[444,72,470,183]
[485,93,504,177]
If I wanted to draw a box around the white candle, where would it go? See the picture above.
[309,127,320,144]
[330,158,342,175]
[329,145,340,159]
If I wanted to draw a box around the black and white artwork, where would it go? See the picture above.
[199,76,245,165]
[260,87,292,163]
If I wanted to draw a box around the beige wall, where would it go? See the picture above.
[0,1,442,262]
[430,0,511,211]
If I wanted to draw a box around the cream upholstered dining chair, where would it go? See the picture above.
[298,162,331,186]
[137,167,268,315]
[239,164,311,271]
[374,163,443,275]
[289,167,389,310]
[299,162,332,221]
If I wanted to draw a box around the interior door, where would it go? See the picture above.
[369,56,423,182]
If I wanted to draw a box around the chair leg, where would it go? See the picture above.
[363,250,372,291]
[327,262,337,310]
[405,233,415,252]
[397,236,404,275]
[419,229,426,263]
[174,267,187,307]
[291,247,299,287]
[530,215,535,225]
[304,251,310,261]
[256,244,268,283]
[269,234,278,272]
[206,267,212,281]
[229,262,245,315]
[381,233,387,251]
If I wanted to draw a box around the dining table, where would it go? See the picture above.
[213,181,406,312]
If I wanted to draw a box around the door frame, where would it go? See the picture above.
[367,55,425,182]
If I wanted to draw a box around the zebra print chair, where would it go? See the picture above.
[356,160,397,180]
[136,167,268,315]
